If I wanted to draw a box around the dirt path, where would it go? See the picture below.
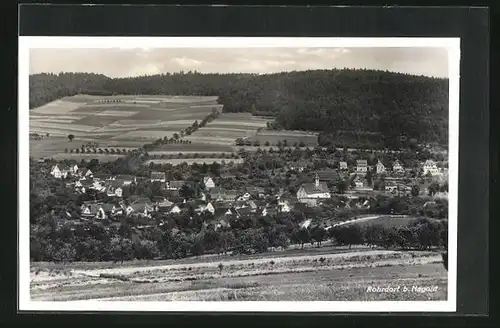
[68,249,415,277]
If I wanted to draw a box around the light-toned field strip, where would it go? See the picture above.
[144,158,244,165]
[84,103,150,108]
[192,127,256,133]
[183,136,236,144]
[149,150,234,155]
[29,123,97,132]
[51,153,125,161]
[30,119,77,124]
[31,101,83,114]
[31,115,86,120]
[92,126,138,132]
[94,110,139,116]
[257,131,319,137]
[205,121,268,128]
[111,119,161,126]
[112,130,178,140]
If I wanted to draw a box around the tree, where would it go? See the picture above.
[310,226,327,247]
[179,183,197,200]
[291,227,310,249]
[68,134,75,142]
[428,182,440,196]
[64,148,68,153]
[411,185,420,197]
[264,141,270,147]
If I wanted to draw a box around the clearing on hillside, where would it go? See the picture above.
[29,94,222,159]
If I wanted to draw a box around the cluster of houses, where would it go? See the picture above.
[50,155,447,230]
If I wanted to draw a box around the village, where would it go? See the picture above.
[46,152,449,232]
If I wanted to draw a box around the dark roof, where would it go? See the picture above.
[209,187,223,198]
[300,182,329,194]
[108,180,124,188]
[151,171,166,179]
[167,180,185,189]
[115,175,135,181]
[80,180,94,187]
[315,170,341,182]
[101,204,115,213]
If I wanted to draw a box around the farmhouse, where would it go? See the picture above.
[165,180,186,191]
[81,204,101,218]
[203,176,216,189]
[353,176,365,188]
[126,203,155,217]
[169,205,182,214]
[356,160,368,174]
[385,183,398,193]
[316,169,341,184]
[110,175,136,185]
[237,192,252,202]
[422,159,440,176]
[50,164,71,179]
[296,174,330,204]
[392,160,404,172]
[289,160,308,172]
[339,161,348,170]
[106,181,123,198]
[375,160,386,174]
[150,171,166,183]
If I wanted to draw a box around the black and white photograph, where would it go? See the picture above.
[19,37,459,312]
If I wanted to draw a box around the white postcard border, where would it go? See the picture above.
[19,37,460,313]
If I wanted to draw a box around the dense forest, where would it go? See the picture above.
[29,69,449,145]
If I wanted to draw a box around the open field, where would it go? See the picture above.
[183,113,272,146]
[334,215,418,228]
[348,215,418,228]
[152,143,235,153]
[144,158,244,166]
[30,249,447,301]
[29,95,222,159]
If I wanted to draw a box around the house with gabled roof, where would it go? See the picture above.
[316,169,342,184]
[297,174,330,204]
[81,203,101,218]
[203,176,216,189]
[422,159,440,176]
[84,169,93,177]
[339,161,348,170]
[165,180,186,191]
[356,160,368,174]
[220,190,238,202]
[150,171,166,182]
[106,181,123,198]
[50,164,71,179]
[289,160,309,172]
[375,160,386,174]
[110,174,136,185]
[392,160,404,172]
[126,203,155,217]
[237,192,252,202]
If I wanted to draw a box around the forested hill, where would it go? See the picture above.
[29,69,449,145]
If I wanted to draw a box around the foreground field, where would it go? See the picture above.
[30,249,447,301]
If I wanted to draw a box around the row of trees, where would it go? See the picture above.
[30,69,449,146]
[65,148,134,154]
[146,152,239,160]
[30,214,447,263]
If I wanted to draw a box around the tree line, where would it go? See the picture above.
[30,214,447,263]
[30,69,449,145]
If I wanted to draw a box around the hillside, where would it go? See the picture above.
[29,69,449,145]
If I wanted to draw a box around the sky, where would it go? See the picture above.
[29,47,449,78]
